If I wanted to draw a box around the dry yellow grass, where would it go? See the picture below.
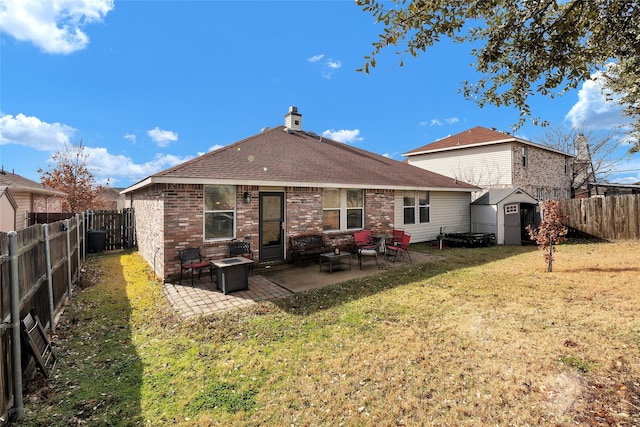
[19,241,640,426]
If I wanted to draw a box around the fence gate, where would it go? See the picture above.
[85,209,136,250]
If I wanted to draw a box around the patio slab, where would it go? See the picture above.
[163,250,441,318]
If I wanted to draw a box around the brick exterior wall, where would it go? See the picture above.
[132,184,399,280]
[512,143,572,200]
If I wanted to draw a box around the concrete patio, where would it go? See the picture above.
[163,250,440,319]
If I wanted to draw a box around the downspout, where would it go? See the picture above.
[8,231,24,420]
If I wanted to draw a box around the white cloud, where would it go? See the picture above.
[83,146,193,185]
[420,117,459,127]
[321,129,363,144]
[0,0,114,54]
[565,68,632,130]
[124,133,136,143]
[309,53,341,79]
[197,144,225,156]
[0,113,75,150]
[147,127,178,147]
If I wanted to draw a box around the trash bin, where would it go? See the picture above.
[87,229,107,253]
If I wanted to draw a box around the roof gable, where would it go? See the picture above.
[403,126,573,157]
[125,126,480,193]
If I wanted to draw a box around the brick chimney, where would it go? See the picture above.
[284,106,302,131]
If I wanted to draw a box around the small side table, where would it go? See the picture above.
[319,251,352,273]
[211,257,254,294]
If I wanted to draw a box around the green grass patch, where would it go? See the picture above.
[17,242,640,426]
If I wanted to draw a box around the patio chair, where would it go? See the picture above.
[386,232,412,263]
[353,229,377,250]
[357,237,383,270]
[391,229,405,246]
[229,240,255,275]
[179,247,214,286]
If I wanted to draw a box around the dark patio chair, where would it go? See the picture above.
[386,232,412,263]
[229,240,255,275]
[178,247,214,286]
[357,237,383,270]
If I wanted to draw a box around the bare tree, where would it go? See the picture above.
[526,200,568,272]
[39,139,111,213]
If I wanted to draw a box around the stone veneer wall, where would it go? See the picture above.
[512,143,572,199]
[130,184,165,279]
[32,195,63,212]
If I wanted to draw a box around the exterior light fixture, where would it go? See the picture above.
[243,191,252,204]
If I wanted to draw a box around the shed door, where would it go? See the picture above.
[259,192,284,261]
[504,203,521,245]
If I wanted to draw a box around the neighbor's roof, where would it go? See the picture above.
[123,126,479,193]
[0,170,67,197]
[403,126,574,157]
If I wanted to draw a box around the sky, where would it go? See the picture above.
[1,0,638,188]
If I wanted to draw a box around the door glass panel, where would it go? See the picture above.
[261,195,282,247]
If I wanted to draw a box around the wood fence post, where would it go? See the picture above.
[65,219,72,300]
[7,231,24,420]
[42,224,55,333]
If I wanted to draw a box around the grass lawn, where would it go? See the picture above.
[17,241,640,426]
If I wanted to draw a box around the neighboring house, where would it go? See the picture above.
[0,169,67,232]
[98,187,130,210]
[122,106,479,280]
[403,126,574,202]
[0,186,18,232]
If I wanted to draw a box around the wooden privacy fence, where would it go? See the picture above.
[27,212,75,226]
[559,194,640,241]
[85,209,136,251]
[0,215,86,422]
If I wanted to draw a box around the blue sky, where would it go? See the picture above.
[1,0,638,188]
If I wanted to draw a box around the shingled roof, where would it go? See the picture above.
[403,126,573,157]
[0,169,66,196]
[124,126,478,193]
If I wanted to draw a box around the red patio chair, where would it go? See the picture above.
[391,229,404,246]
[353,229,377,250]
[386,232,412,263]
[179,247,214,286]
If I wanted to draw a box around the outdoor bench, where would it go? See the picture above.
[290,233,329,265]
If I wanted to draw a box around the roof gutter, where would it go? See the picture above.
[120,176,479,194]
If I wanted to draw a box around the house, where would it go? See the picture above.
[0,169,67,232]
[121,106,479,280]
[470,188,540,245]
[403,126,574,201]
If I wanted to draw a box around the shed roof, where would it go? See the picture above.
[124,126,479,193]
[472,188,537,205]
[403,126,573,157]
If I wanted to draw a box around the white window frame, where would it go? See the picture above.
[203,185,236,241]
[403,191,430,225]
[323,188,364,231]
[535,187,544,200]
[522,146,528,167]
[505,204,519,215]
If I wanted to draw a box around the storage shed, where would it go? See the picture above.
[471,188,540,245]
